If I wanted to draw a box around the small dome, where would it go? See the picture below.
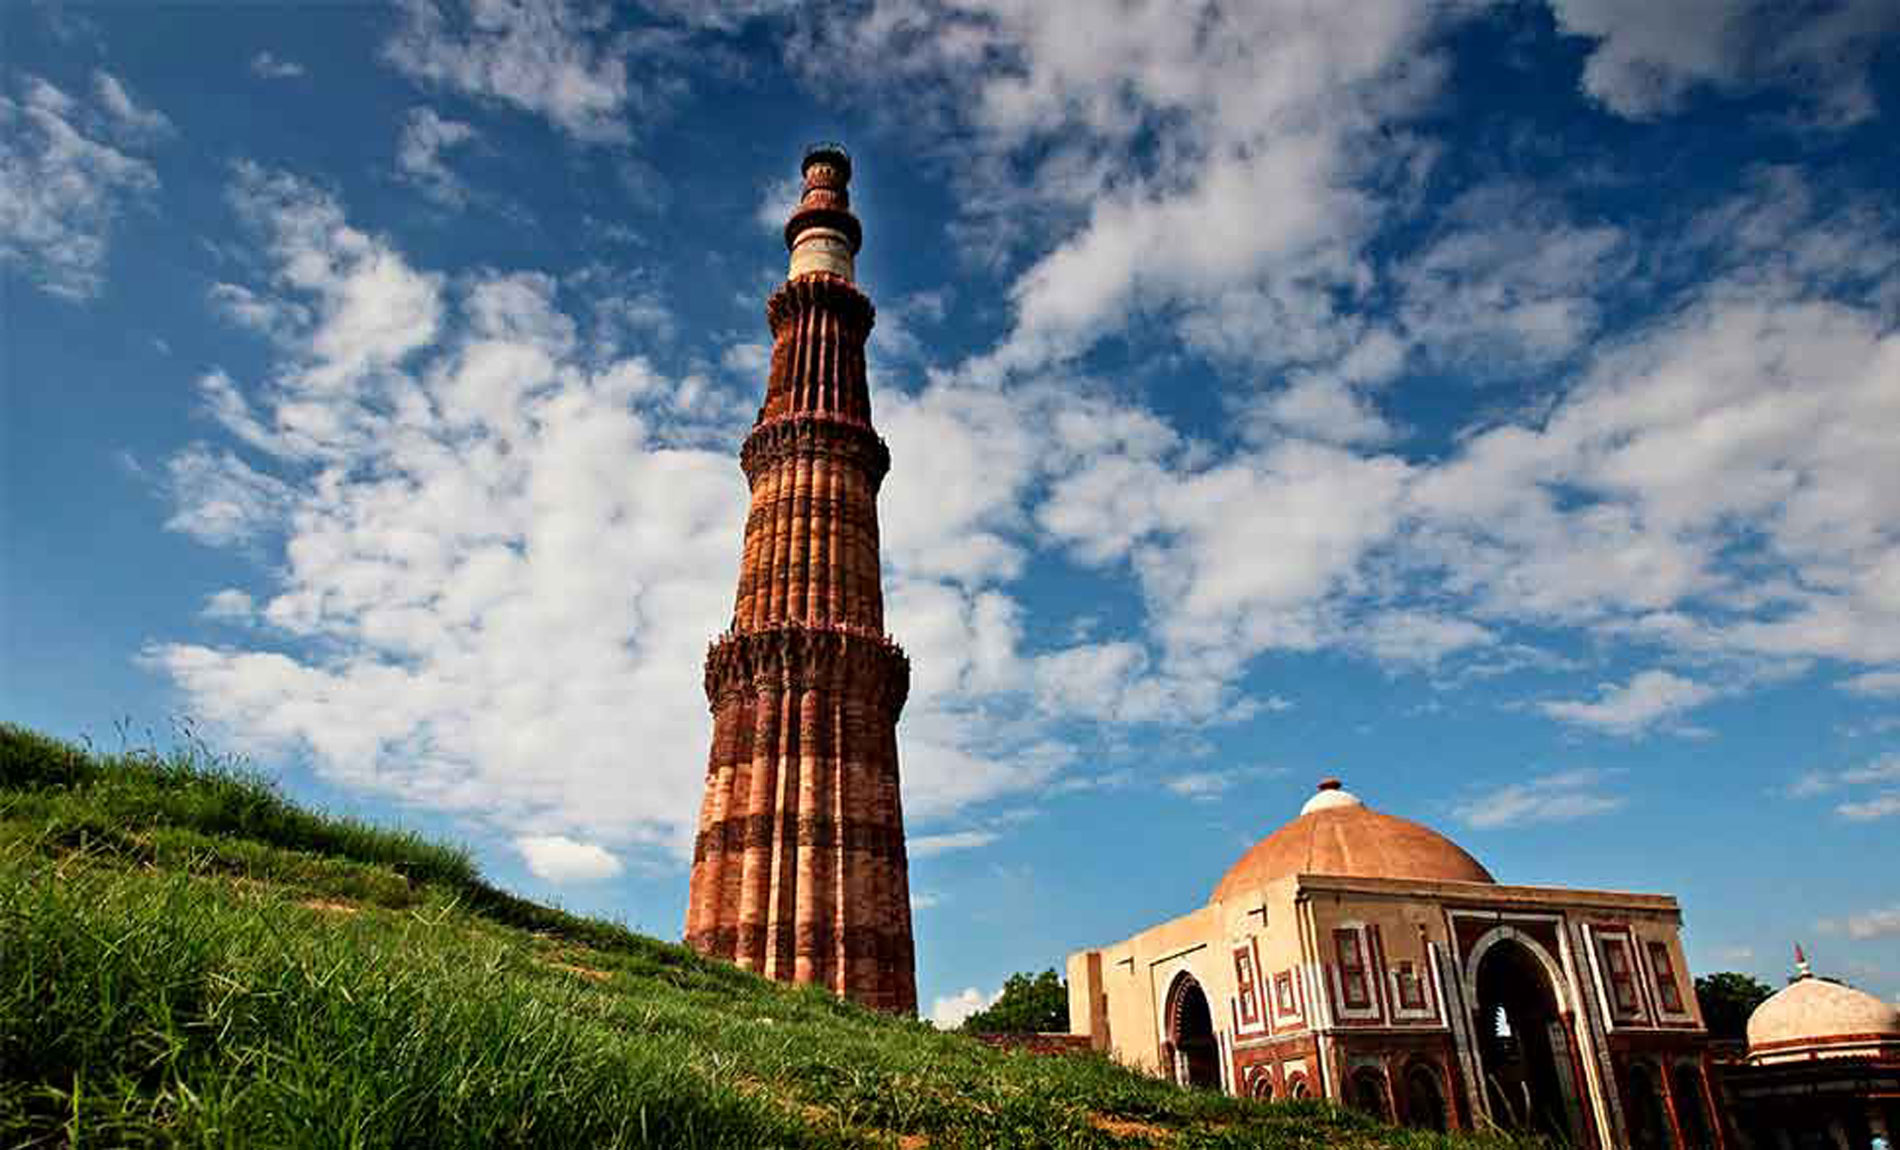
[1747,973,1900,1062]
[1301,777,1361,814]
[1213,780,1494,902]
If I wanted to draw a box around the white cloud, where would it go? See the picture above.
[1817,905,1900,940]
[1842,669,1900,698]
[155,168,1113,867]
[719,339,769,377]
[928,985,999,1029]
[250,51,307,80]
[786,0,1460,377]
[396,107,478,206]
[1549,0,1900,125]
[227,162,445,398]
[383,0,647,143]
[584,279,675,349]
[1395,186,1627,371]
[1047,437,1413,689]
[776,8,1900,724]
[1452,769,1625,829]
[202,589,256,622]
[1252,375,1397,449]
[0,75,163,299]
[1408,190,1900,669]
[516,834,625,882]
[209,283,310,342]
[1163,771,1229,801]
[1034,646,1143,717]
[92,72,173,142]
[1788,752,1900,798]
[910,830,999,858]
[163,445,293,545]
[152,170,744,856]
[879,381,1043,586]
[1837,793,1900,822]
[754,173,802,232]
[1539,670,1714,736]
[869,289,950,365]
[1358,611,1496,668]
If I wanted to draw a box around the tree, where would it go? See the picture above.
[1694,971,1773,1041]
[962,968,1069,1034]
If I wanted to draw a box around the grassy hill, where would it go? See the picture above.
[0,724,1535,1148]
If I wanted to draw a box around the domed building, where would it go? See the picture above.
[1067,780,1722,1146]
[1719,950,1899,1146]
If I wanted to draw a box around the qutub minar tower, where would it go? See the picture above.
[684,145,917,1014]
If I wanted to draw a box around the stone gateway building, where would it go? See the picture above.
[683,146,917,1014]
[1067,780,1723,1146]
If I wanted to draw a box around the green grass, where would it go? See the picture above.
[0,723,1539,1148]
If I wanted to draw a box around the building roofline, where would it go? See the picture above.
[1283,872,1682,910]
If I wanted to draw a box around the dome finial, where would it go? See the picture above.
[1794,942,1812,980]
[1300,777,1362,815]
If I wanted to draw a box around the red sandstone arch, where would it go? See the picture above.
[1248,1070,1275,1100]
[1349,1066,1392,1121]
[1401,1057,1450,1131]
[1471,935,1585,1141]
[1163,972,1220,1090]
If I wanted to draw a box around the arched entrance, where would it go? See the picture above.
[1402,1060,1448,1131]
[1473,937,1582,1142]
[1349,1067,1391,1120]
[1165,973,1220,1090]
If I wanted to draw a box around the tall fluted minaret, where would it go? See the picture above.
[685,145,916,1014]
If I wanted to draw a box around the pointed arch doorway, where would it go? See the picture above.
[1164,973,1220,1090]
[1472,936,1586,1142]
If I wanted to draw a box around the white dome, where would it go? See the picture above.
[1300,777,1364,815]
[1747,974,1900,1063]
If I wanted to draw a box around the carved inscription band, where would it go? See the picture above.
[703,625,910,717]
[741,414,892,492]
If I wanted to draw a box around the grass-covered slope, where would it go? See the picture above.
[1,725,1531,1148]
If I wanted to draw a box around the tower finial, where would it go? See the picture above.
[784,142,861,281]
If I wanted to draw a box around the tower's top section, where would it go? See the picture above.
[785,142,862,282]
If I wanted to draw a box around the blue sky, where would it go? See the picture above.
[4,0,1898,1025]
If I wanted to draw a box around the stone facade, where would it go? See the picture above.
[1069,783,1722,1147]
[684,146,916,1014]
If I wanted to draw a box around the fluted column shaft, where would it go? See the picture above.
[685,147,914,1015]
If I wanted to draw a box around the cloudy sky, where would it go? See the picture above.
[4,0,1898,1025]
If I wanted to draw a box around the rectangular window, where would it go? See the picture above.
[1395,960,1427,1011]
[1234,948,1260,1026]
[1274,971,1297,1017]
[1602,936,1641,1016]
[1335,929,1372,1010]
[1647,941,1684,1013]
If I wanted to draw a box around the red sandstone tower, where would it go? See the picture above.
[684,145,916,1014]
